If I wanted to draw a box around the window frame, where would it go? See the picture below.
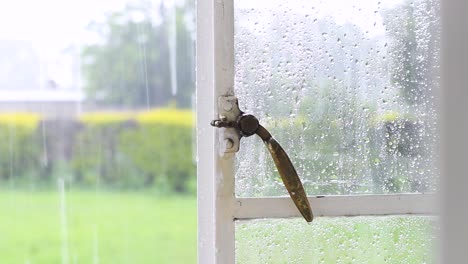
[196,0,441,263]
[440,0,468,262]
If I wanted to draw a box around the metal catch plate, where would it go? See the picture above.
[217,95,241,156]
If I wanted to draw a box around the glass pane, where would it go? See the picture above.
[0,0,196,263]
[234,0,440,197]
[236,216,436,264]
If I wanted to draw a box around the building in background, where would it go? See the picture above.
[0,89,83,119]
[0,40,83,118]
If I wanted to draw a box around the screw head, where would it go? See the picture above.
[224,138,234,149]
[222,101,233,112]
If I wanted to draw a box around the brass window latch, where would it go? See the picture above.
[211,97,314,222]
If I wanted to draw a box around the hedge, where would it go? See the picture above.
[237,112,435,196]
[0,109,195,193]
[0,109,432,195]
[72,109,195,193]
[0,113,41,183]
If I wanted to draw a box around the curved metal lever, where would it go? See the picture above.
[238,114,313,222]
[212,112,314,222]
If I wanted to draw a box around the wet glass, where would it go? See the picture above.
[0,0,196,263]
[236,216,436,264]
[234,0,440,197]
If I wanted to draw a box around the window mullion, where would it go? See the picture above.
[234,194,436,219]
[197,0,236,263]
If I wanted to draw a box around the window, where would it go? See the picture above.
[197,0,441,263]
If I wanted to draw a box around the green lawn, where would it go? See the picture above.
[0,191,196,263]
[0,191,436,264]
[236,217,435,263]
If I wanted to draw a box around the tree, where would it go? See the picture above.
[382,0,440,192]
[384,0,440,110]
[81,1,194,108]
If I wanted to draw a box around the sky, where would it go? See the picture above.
[0,0,404,56]
[0,0,403,90]
[0,0,164,89]
[0,1,126,55]
[236,0,405,38]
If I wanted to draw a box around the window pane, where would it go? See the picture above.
[234,0,440,197]
[236,216,436,263]
[0,0,196,263]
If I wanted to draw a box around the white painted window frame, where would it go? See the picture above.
[439,0,468,263]
[197,0,464,263]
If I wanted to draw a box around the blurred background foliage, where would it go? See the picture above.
[0,109,195,194]
[0,103,425,196]
[0,0,197,195]
[81,1,194,108]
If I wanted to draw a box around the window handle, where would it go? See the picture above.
[212,113,314,222]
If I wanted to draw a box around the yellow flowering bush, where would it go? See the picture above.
[0,113,41,183]
[72,108,195,192]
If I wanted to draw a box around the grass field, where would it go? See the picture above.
[236,217,435,263]
[0,190,196,264]
[0,191,435,264]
